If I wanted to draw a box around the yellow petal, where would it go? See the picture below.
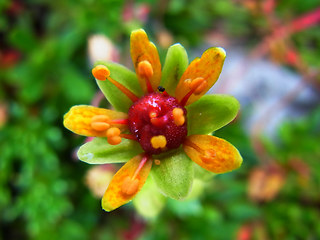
[175,47,226,105]
[130,29,161,93]
[102,154,152,211]
[183,135,242,174]
[63,105,128,137]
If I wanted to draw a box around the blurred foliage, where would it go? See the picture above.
[1,0,319,239]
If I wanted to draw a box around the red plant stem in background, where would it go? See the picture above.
[122,216,145,240]
[290,7,320,33]
[91,92,105,107]
[262,0,275,15]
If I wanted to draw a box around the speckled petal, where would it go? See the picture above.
[63,105,128,137]
[183,135,242,174]
[130,29,161,93]
[175,47,226,105]
[102,154,152,212]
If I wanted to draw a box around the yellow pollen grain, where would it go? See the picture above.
[151,135,167,149]
[138,60,153,79]
[92,65,110,81]
[121,176,139,196]
[172,108,185,126]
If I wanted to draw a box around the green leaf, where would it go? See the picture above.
[151,149,193,200]
[193,163,215,181]
[160,44,189,95]
[77,137,143,164]
[133,177,166,219]
[187,94,240,135]
[94,61,143,112]
[185,179,206,200]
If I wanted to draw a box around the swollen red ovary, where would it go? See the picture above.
[128,92,188,155]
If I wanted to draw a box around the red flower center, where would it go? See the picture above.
[128,92,188,155]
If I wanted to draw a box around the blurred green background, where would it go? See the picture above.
[1,0,320,239]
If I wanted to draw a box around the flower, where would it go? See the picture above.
[63,29,242,212]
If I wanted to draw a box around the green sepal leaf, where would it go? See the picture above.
[94,61,143,112]
[185,179,206,200]
[77,137,143,164]
[133,177,166,219]
[160,44,189,95]
[193,163,215,181]
[187,94,240,135]
[151,148,194,200]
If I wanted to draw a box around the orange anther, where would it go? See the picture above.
[92,65,110,81]
[138,60,153,79]
[91,122,110,131]
[106,127,121,138]
[150,135,167,149]
[172,108,185,126]
[189,77,208,95]
[91,115,110,123]
[121,176,139,196]
[108,136,122,145]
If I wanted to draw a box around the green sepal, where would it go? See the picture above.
[94,61,143,112]
[133,177,166,219]
[185,179,206,200]
[187,94,240,135]
[77,137,143,164]
[160,44,189,95]
[151,148,194,200]
[193,163,215,181]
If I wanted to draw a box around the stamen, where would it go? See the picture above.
[106,76,139,102]
[121,176,139,196]
[121,154,150,196]
[172,108,185,126]
[107,136,122,145]
[184,139,216,163]
[189,77,208,95]
[138,60,154,93]
[92,65,110,81]
[184,138,205,155]
[92,65,139,102]
[150,135,167,149]
[109,119,128,125]
[120,134,137,141]
[91,115,109,122]
[106,127,121,145]
[91,122,110,131]
[180,77,208,106]
[91,115,110,131]
[132,154,149,180]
